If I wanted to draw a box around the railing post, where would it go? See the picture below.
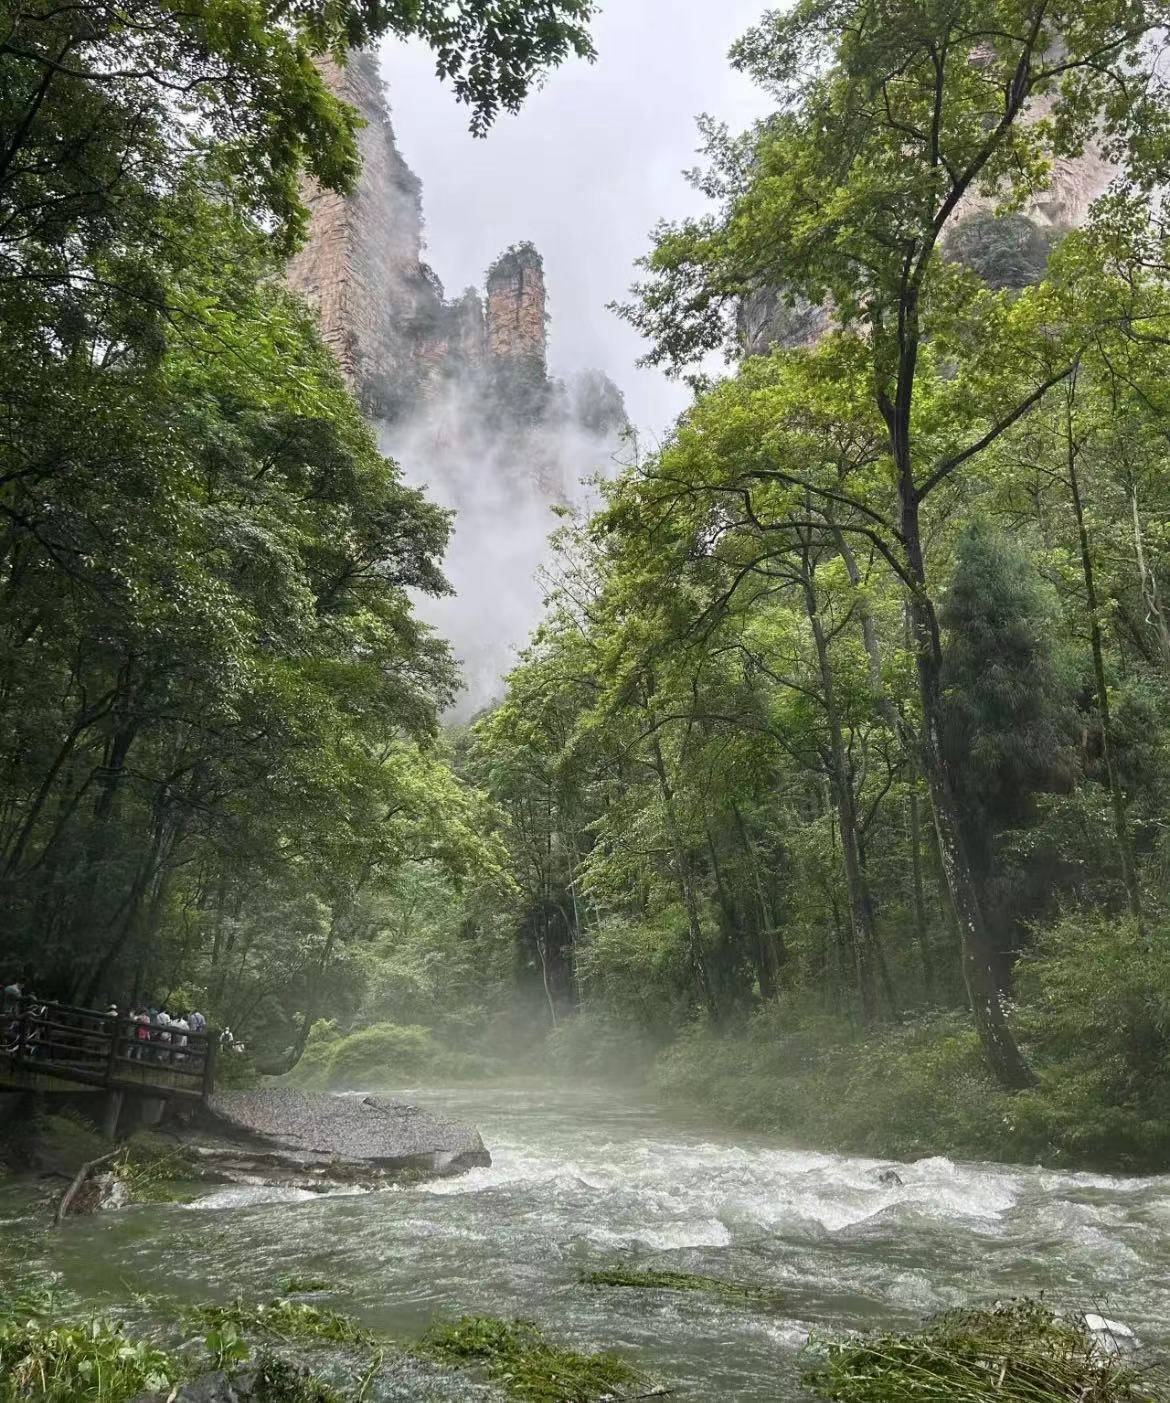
[104,1011,121,1087]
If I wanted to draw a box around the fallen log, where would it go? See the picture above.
[54,1149,120,1226]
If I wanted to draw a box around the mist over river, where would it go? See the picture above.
[7,1086,1170,1400]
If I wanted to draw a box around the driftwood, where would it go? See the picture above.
[54,1149,120,1226]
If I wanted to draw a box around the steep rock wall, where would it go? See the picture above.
[486,244,548,366]
[286,53,442,416]
[284,54,627,713]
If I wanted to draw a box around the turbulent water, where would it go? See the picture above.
[7,1086,1170,1399]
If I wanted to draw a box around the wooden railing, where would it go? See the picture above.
[1,998,217,1101]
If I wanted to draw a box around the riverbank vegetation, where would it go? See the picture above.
[9,0,1170,1179]
[298,0,1170,1174]
[806,1302,1166,1403]
[1,1281,1163,1403]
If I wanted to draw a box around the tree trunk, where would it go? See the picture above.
[897,469,1035,1088]
[904,570,1035,1088]
[906,785,934,995]
[1129,481,1170,675]
[1066,426,1141,922]
[732,803,783,998]
[647,729,717,1018]
[801,550,880,1022]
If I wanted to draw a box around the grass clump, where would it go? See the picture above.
[190,1297,376,1347]
[582,1266,782,1307]
[806,1300,1166,1402]
[422,1315,656,1402]
[0,1313,179,1402]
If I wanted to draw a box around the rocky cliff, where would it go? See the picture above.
[286,54,622,457]
[286,53,626,711]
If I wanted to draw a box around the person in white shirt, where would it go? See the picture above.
[173,1015,189,1061]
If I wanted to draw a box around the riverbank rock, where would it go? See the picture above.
[70,1171,131,1213]
[180,1089,490,1189]
[131,1361,328,1402]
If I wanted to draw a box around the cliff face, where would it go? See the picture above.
[286,53,439,413]
[486,245,548,366]
[285,55,612,451]
[285,54,626,712]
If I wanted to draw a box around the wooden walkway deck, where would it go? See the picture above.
[0,999,216,1104]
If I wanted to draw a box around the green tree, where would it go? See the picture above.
[621,0,1170,1087]
[940,519,1077,986]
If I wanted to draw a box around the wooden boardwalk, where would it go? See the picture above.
[0,999,216,1105]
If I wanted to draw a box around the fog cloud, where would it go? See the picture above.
[373,2,773,713]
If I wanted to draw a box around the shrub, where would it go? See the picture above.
[324,1023,443,1089]
[806,1300,1163,1402]
[544,1007,658,1083]
[1006,911,1170,1169]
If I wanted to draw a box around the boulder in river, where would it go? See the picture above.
[181,1089,491,1189]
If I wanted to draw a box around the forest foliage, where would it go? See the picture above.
[407,0,1170,1168]
[8,0,1170,1172]
[0,0,589,1055]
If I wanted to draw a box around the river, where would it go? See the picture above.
[6,1085,1170,1399]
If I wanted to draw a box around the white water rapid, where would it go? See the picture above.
[10,1086,1170,1399]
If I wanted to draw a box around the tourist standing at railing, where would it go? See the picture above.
[1,981,21,1050]
[173,1013,189,1062]
[2,980,20,1043]
[131,1007,151,1060]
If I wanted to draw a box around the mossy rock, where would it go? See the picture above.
[322,1023,441,1089]
[25,1111,105,1175]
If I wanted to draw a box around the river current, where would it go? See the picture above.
[7,1085,1170,1399]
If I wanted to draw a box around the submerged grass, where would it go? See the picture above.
[422,1315,657,1402]
[280,1275,335,1296]
[581,1266,783,1307]
[806,1301,1167,1402]
[189,1297,377,1346]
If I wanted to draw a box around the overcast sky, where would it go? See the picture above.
[379,1,774,439]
